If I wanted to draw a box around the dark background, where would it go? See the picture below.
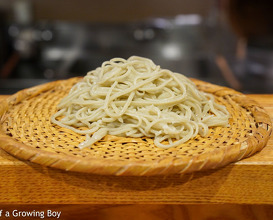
[0,0,272,94]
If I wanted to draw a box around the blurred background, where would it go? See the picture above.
[0,0,272,94]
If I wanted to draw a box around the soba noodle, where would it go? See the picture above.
[51,56,230,149]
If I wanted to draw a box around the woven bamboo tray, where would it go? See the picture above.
[0,77,271,176]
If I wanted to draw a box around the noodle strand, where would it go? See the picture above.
[51,56,230,149]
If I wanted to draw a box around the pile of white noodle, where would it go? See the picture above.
[51,56,230,149]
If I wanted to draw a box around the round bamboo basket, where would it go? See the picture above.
[0,77,271,176]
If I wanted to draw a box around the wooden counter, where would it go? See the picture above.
[0,94,272,219]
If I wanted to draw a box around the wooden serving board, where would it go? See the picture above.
[0,94,272,205]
